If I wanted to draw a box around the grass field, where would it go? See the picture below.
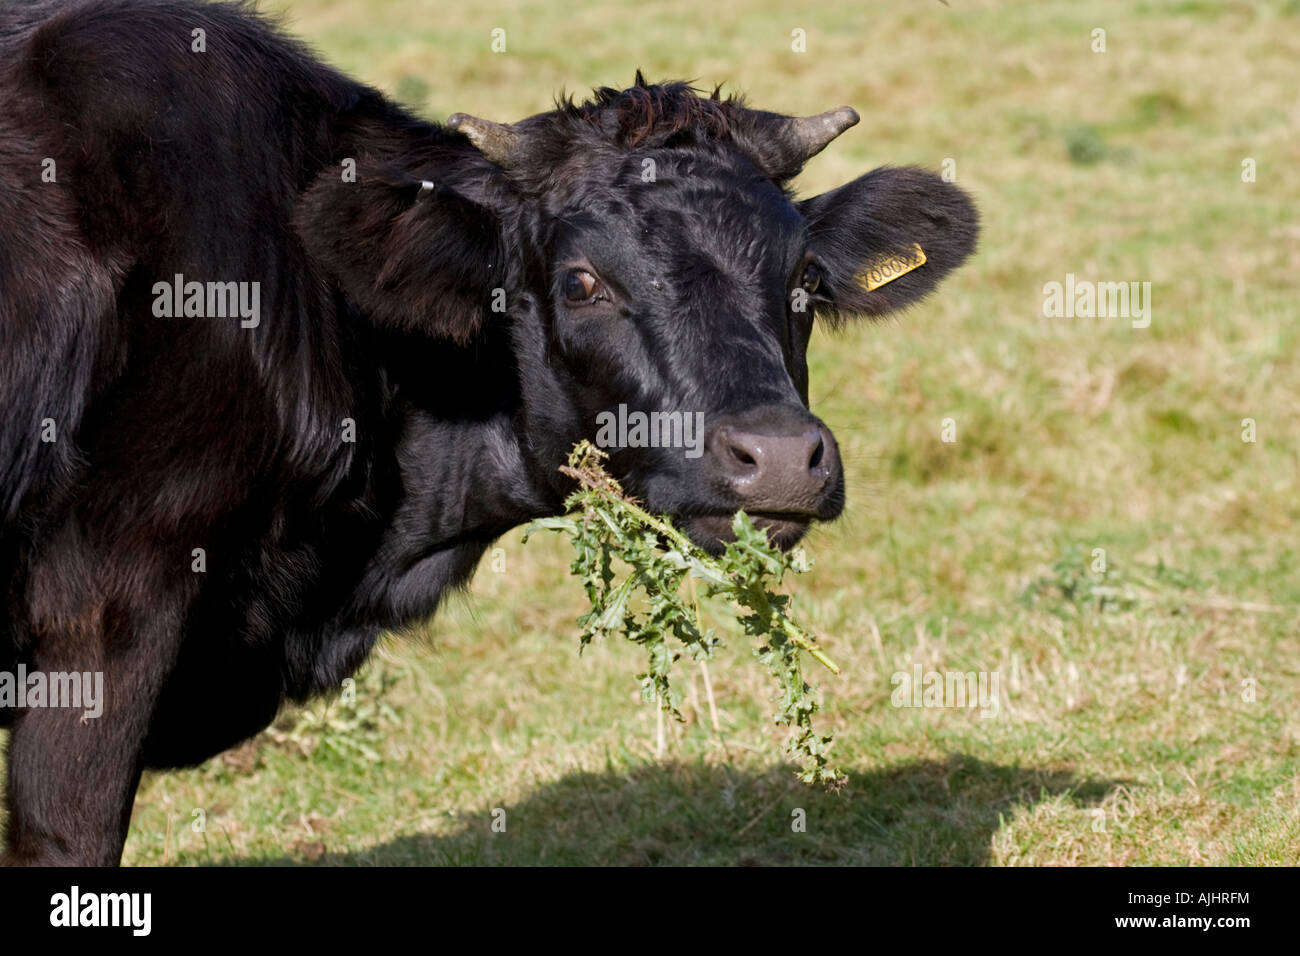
[11,0,1300,865]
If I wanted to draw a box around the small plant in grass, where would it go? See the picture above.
[525,441,844,786]
[268,668,401,763]
[1017,543,1202,616]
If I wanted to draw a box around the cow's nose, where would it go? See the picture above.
[706,411,839,513]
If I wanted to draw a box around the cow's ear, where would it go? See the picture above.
[798,166,978,322]
[296,164,501,344]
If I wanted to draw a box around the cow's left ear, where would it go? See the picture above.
[798,166,978,321]
[296,164,501,344]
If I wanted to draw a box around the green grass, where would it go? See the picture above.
[7,0,1300,865]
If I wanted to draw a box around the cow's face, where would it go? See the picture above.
[299,82,978,552]
[529,152,843,552]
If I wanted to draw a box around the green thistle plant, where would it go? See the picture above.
[525,441,844,786]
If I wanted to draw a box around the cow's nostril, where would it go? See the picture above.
[715,427,763,474]
[731,446,757,468]
[808,435,825,470]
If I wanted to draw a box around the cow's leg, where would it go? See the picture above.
[2,602,182,866]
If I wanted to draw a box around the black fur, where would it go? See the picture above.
[0,0,977,864]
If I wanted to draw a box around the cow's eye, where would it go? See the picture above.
[800,262,822,294]
[564,269,602,304]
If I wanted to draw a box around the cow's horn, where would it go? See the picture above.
[447,113,523,168]
[779,106,860,162]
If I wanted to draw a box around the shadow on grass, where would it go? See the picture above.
[214,753,1124,866]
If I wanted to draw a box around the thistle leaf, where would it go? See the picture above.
[526,441,844,786]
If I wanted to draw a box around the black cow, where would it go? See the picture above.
[0,0,978,864]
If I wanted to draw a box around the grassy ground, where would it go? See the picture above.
[9,0,1300,865]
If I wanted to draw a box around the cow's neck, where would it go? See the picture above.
[339,393,559,631]
[395,407,559,542]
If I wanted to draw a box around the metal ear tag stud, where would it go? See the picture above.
[416,179,435,200]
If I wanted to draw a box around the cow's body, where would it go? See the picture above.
[2,0,537,728]
[1,0,552,862]
[0,0,977,864]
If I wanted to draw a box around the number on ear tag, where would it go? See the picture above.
[854,243,927,292]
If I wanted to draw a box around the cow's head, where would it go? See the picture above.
[300,79,978,553]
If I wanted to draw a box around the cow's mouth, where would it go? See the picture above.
[679,512,813,555]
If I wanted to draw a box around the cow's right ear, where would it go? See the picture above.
[296,165,501,344]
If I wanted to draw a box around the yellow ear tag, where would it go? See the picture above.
[854,243,927,292]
